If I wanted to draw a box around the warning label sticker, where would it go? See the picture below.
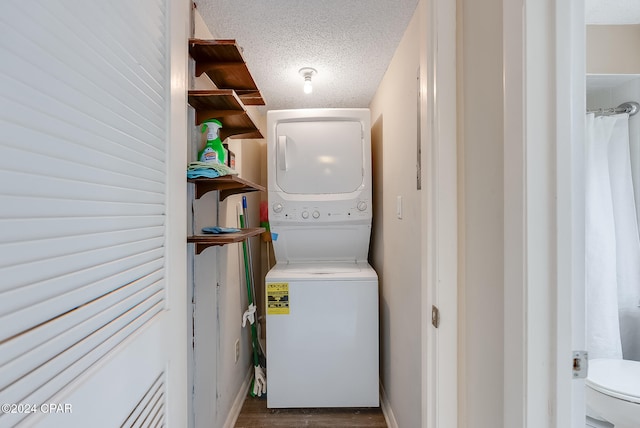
[267,282,290,315]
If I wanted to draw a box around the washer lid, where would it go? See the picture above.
[586,359,640,403]
[266,261,378,281]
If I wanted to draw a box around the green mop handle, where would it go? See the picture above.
[242,197,264,358]
[242,196,258,313]
[240,213,260,367]
[240,213,254,307]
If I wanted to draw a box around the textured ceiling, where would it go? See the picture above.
[586,0,640,24]
[196,1,639,112]
[196,0,419,111]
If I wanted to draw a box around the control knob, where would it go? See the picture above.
[357,201,368,211]
[273,203,283,213]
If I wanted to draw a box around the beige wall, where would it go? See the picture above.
[369,8,422,428]
[458,0,505,426]
[587,25,640,74]
[371,1,506,426]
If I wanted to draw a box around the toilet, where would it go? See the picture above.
[586,359,640,428]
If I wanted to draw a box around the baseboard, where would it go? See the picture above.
[380,382,399,428]
[222,366,254,428]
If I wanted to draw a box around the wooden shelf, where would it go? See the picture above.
[188,227,265,254]
[187,39,265,254]
[189,39,265,106]
[188,175,265,200]
[188,89,263,140]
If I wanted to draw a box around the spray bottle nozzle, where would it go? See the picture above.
[198,119,226,164]
[201,119,223,140]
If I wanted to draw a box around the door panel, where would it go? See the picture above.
[0,1,187,426]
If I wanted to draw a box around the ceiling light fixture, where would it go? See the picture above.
[298,67,317,94]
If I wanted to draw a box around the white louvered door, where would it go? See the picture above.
[0,1,188,427]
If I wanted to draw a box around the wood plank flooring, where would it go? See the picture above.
[234,396,387,428]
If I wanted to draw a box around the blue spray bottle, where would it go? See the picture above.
[198,119,226,164]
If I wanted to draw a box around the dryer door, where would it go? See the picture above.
[275,120,364,194]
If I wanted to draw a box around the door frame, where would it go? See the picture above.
[421,0,458,427]
[421,0,586,426]
[166,0,190,425]
[503,0,586,427]
[555,1,587,427]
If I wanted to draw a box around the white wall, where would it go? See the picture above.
[369,9,422,428]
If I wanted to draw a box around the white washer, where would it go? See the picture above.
[265,262,378,408]
[265,108,379,408]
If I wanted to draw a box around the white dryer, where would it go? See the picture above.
[265,108,379,408]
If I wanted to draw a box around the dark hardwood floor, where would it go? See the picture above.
[234,396,387,428]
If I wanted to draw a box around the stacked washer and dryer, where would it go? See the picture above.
[264,108,379,408]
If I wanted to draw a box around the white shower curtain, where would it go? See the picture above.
[586,112,640,361]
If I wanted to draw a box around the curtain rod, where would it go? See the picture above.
[587,101,639,117]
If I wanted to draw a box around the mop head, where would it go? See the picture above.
[250,365,267,397]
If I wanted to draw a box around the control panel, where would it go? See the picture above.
[269,196,372,224]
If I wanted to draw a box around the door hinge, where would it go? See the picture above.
[572,350,588,379]
[432,305,440,328]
